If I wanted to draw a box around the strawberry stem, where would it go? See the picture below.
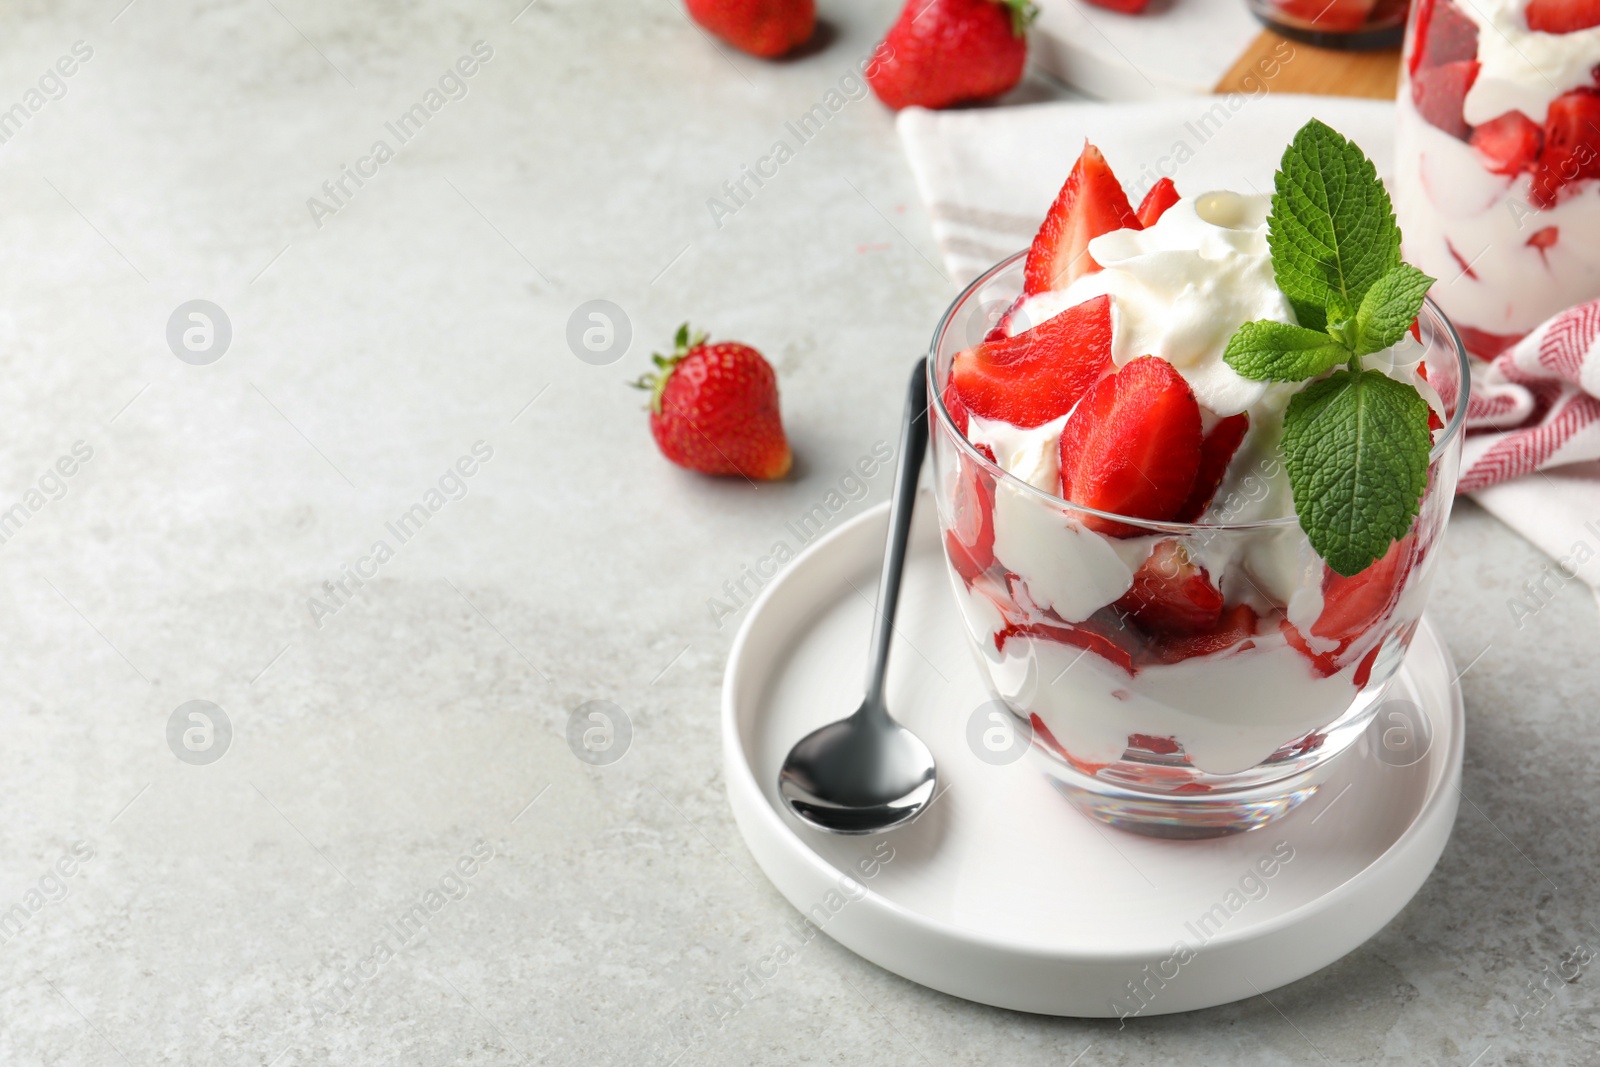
[628,322,708,414]
[997,0,1038,37]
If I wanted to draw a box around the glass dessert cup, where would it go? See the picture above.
[1395,0,1600,357]
[1245,0,1410,50]
[930,252,1470,838]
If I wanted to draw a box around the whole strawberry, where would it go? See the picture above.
[633,325,792,480]
[685,0,815,58]
[867,0,1036,111]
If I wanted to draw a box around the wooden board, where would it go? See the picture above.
[1214,29,1401,100]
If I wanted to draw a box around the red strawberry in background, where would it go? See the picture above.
[632,324,792,479]
[950,293,1113,428]
[1082,0,1152,11]
[685,0,815,57]
[1024,143,1141,296]
[1526,0,1600,33]
[1058,355,1203,537]
[866,0,1037,111]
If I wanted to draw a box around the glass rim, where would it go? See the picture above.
[927,249,1473,534]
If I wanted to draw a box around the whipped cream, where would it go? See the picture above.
[1459,0,1600,126]
[1008,191,1295,417]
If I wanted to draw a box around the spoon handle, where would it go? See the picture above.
[862,357,930,713]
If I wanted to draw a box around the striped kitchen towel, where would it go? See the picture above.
[1458,303,1600,492]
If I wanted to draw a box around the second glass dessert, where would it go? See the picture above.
[1396,0,1600,356]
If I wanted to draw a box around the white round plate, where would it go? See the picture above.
[722,497,1464,1018]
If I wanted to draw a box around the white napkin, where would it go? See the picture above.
[896,95,1600,597]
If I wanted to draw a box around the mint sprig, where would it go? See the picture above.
[1222,120,1438,578]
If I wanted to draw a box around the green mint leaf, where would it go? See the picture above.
[1353,263,1435,356]
[1268,119,1401,334]
[1223,320,1350,382]
[1282,369,1432,577]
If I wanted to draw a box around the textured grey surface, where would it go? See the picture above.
[0,1,1595,1064]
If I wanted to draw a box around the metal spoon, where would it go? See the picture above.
[778,358,937,834]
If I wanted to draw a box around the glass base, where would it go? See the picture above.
[1045,759,1326,839]
[1249,12,1405,51]
[1020,664,1403,838]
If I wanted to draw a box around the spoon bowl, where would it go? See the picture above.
[778,707,937,834]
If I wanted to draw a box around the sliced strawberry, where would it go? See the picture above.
[941,378,969,436]
[1113,541,1223,637]
[1283,534,1419,679]
[945,532,985,586]
[945,442,996,584]
[1272,0,1379,31]
[1313,533,1417,652]
[995,619,1136,675]
[1407,0,1435,76]
[1527,0,1600,33]
[1284,621,1388,686]
[1447,239,1479,280]
[1532,88,1600,208]
[1415,360,1445,432]
[1351,642,1384,688]
[1144,604,1259,665]
[1030,714,1111,777]
[950,294,1114,428]
[984,294,1029,342]
[1175,413,1249,522]
[1280,617,1339,678]
[1058,355,1203,538]
[1410,0,1478,76]
[1470,111,1544,174]
[1135,178,1181,228]
[1282,730,1328,757]
[1128,733,1180,755]
[1082,0,1152,11]
[1411,60,1480,140]
[1023,144,1140,297]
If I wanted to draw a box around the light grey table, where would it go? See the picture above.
[0,1,1594,1064]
